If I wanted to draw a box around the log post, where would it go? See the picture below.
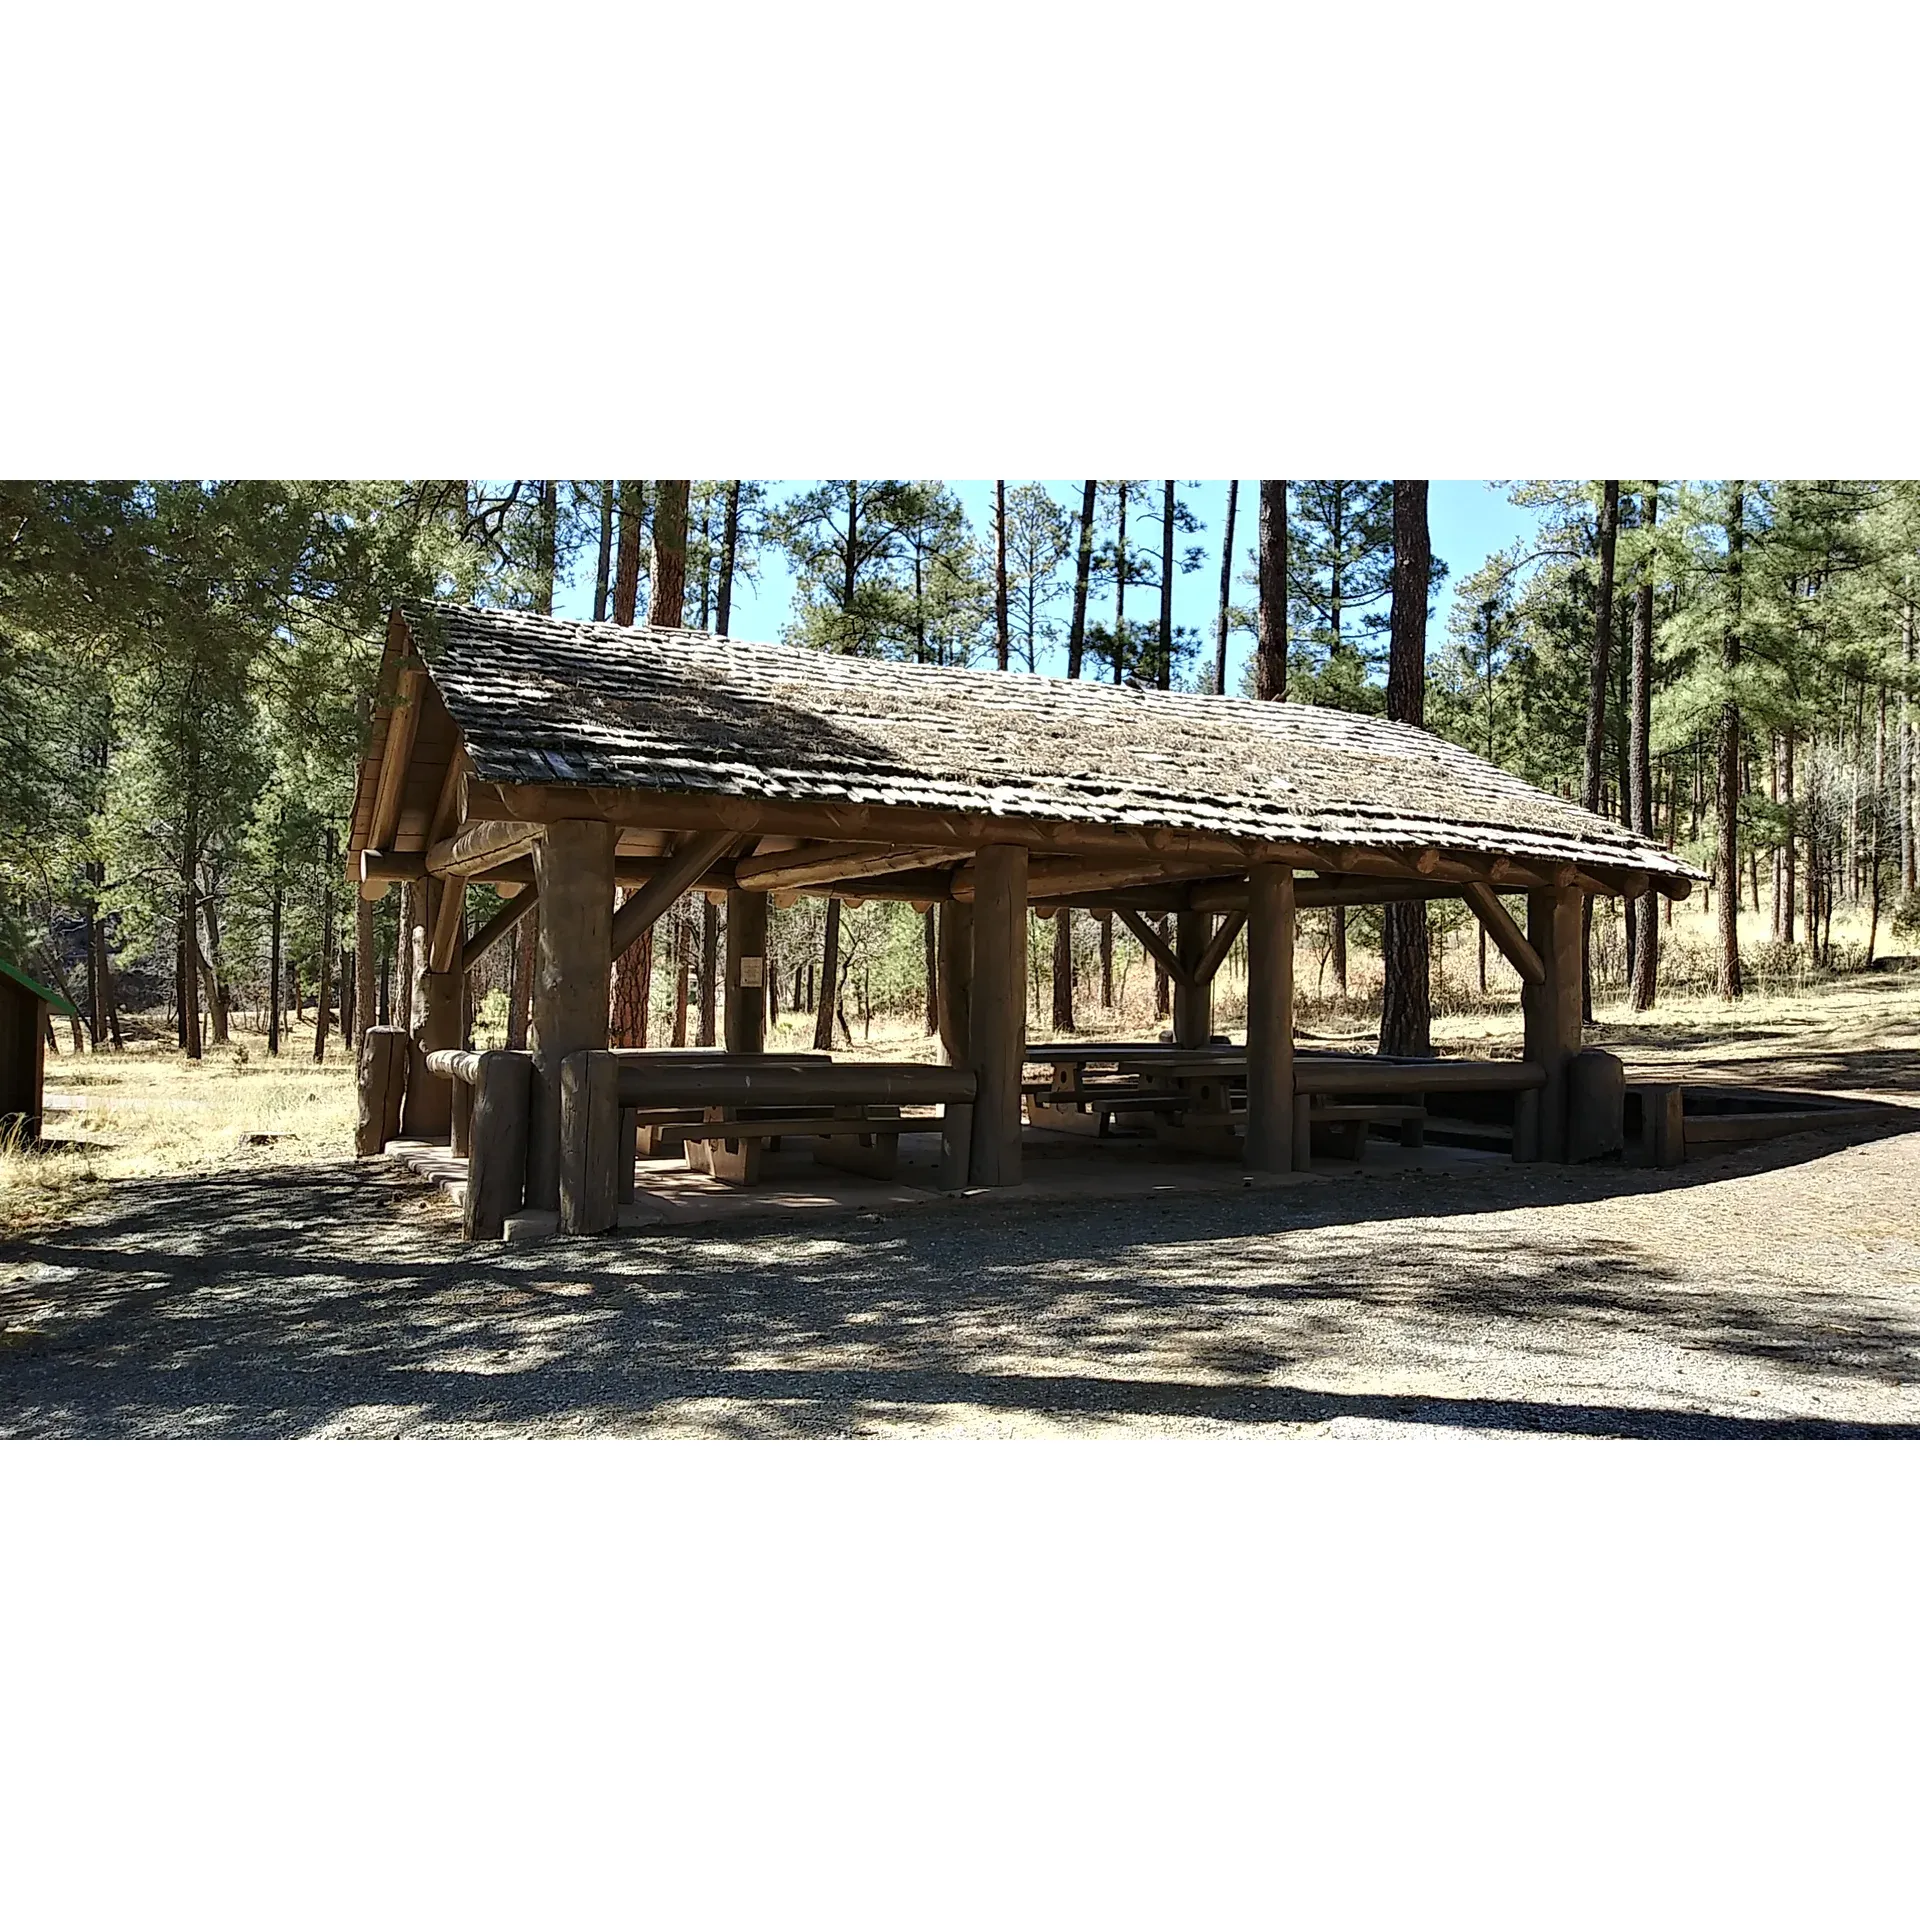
[967,844,1026,1186]
[400,880,460,1138]
[465,1049,531,1240]
[354,1026,408,1156]
[1524,883,1584,1162]
[559,1046,621,1235]
[526,821,616,1210]
[1173,909,1212,1047]
[724,889,768,1054]
[1243,862,1296,1174]
[936,898,973,1067]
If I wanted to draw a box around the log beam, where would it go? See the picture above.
[462,885,538,973]
[611,831,736,961]
[1116,908,1191,989]
[1463,882,1547,988]
[1193,910,1246,987]
[426,819,544,878]
[367,669,425,851]
[733,841,963,891]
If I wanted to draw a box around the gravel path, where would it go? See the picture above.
[3,1112,1917,1438]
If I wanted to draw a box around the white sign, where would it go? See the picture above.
[739,957,765,988]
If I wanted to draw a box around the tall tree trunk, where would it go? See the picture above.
[312,831,337,1062]
[1580,481,1620,1021]
[1157,480,1175,689]
[535,481,558,615]
[200,890,231,1046]
[1255,480,1287,700]
[507,912,534,1050]
[813,899,842,1053]
[1629,484,1660,1011]
[614,482,644,625]
[1380,481,1433,1057]
[717,482,741,637]
[673,903,691,1046]
[1066,481,1096,680]
[924,906,939,1036]
[180,878,201,1060]
[1213,479,1238,695]
[1902,601,1916,894]
[650,481,690,628]
[698,896,719,1046]
[1112,483,1129,682]
[1717,483,1745,1000]
[1781,731,1797,944]
[1052,911,1075,1032]
[593,480,614,621]
[355,893,375,1052]
[994,480,1010,670]
[1869,685,1886,962]
[1099,914,1113,1009]
[268,880,283,1054]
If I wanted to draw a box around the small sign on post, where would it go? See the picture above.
[739,957,765,988]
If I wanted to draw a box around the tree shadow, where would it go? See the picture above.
[3,1124,1916,1439]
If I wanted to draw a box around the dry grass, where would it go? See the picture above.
[0,1020,357,1237]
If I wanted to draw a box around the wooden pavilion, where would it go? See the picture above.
[346,601,1698,1235]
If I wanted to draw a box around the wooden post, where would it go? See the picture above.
[559,1046,621,1235]
[400,880,460,1138]
[354,1025,408,1155]
[465,1049,531,1239]
[1173,909,1212,1047]
[724,888,768,1054]
[1243,862,1296,1174]
[936,898,973,1067]
[1524,883,1583,1162]
[967,844,1027,1186]
[526,821,616,1210]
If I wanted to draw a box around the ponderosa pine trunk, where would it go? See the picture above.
[1067,481,1096,681]
[924,907,938,1036]
[312,836,336,1063]
[1051,911,1075,1033]
[813,899,842,1053]
[268,880,283,1055]
[717,483,741,638]
[1112,483,1129,683]
[651,481,690,628]
[614,483,644,625]
[1717,483,1745,1000]
[1379,480,1433,1058]
[1157,480,1175,689]
[1902,603,1916,893]
[593,481,614,622]
[1581,481,1620,1021]
[1629,484,1660,1010]
[1255,480,1286,701]
[535,481,558,616]
[698,897,719,1047]
[994,480,1010,671]
[1213,479,1238,695]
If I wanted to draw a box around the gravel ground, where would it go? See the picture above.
[2,1108,1917,1438]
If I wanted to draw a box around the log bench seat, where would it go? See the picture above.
[1304,1099,1427,1159]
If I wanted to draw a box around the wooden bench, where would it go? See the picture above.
[1304,1099,1427,1160]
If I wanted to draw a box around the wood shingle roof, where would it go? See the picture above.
[380,601,1698,884]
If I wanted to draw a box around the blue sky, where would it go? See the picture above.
[554,480,1538,687]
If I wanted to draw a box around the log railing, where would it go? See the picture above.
[424,1047,532,1240]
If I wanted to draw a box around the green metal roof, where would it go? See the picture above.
[0,955,79,1019]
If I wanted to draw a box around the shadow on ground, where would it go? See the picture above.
[3,1109,1917,1438]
